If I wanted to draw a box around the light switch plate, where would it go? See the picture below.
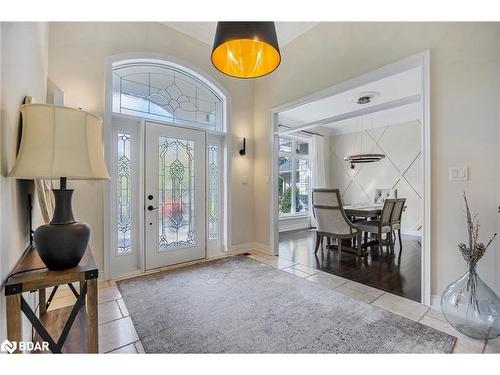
[450,167,468,181]
[241,175,248,185]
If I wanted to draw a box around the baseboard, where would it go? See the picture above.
[228,242,273,255]
[402,230,422,237]
[229,242,256,253]
[279,223,311,232]
[252,242,272,254]
[107,245,274,282]
[279,216,312,233]
[430,294,441,311]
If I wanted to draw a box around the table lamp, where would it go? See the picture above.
[9,104,110,270]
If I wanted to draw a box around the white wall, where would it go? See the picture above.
[328,120,423,234]
[47,22,256,270]
[0,22,49,342]
[254,22,500,296]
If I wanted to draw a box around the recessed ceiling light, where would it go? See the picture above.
[351,91,381,105]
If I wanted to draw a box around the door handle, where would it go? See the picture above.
[147,205,158,211]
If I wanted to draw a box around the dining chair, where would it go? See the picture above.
[373,188,397,205]
[389,198,406,250]
[357,199,396,254]
[312,188,362,258]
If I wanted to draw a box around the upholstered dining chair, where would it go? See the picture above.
[389,198,406,250]
[357,198,396,253]
[373,188,397,205]
[312,188,362,258]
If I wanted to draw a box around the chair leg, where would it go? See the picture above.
[314,233,321,255]
[357,234,362,257]
[377,234,382,254]
[389,232,394,253]
[398,229,403,250]
[364,231,368,249]
[327,237,331,248]
[337,239,342,261]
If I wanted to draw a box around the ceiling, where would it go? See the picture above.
[280,67,422,127]
[316,102,421,136]
[162,22,318,47]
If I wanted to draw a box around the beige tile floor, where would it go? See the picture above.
[48,250,496,354]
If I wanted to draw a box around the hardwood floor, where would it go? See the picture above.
[279,229,422,302]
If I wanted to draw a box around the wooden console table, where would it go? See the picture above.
[5,246,98,353]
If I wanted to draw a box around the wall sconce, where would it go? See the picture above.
[239,137,246,157]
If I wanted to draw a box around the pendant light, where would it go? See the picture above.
[211,22,281,79]
[344,93,385,169]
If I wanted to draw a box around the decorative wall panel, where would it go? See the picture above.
[328,120,422,234]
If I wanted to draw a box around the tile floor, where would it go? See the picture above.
[48,251,498,354]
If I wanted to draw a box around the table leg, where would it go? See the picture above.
[80,280,86,308]
[87,278,98,353]
[6,294,21,353]
[39,288,47,316]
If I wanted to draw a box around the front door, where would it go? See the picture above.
[145,122,206,269]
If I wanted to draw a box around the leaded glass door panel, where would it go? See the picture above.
[145,122,206,269]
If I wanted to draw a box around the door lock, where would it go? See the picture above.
[147,205,158,211]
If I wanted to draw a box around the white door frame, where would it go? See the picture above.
[269,51,431,306]
[103,52,232,280]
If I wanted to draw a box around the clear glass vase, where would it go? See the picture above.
[441,267,500,340]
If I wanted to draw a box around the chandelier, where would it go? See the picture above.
[344,93,385,169]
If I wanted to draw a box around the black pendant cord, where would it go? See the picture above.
[60,177,67,189]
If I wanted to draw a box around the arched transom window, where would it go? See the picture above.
[112,62,223,132]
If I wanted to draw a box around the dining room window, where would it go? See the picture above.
[278,136,311,216]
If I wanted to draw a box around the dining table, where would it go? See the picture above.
[343,204,383,219]
[340,204,383,252]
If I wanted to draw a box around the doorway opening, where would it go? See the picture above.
[270,52,430,304]
[104,56,230,279]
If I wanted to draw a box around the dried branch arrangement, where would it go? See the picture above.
[458,191,497,269]
[457,191,497,312]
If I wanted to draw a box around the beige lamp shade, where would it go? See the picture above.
[9,104,110,180]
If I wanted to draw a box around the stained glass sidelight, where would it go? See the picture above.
[158,136,195,249]
[117,133,132,254]
[208,145,219,239]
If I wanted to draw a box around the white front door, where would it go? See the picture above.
[145,121,206,269]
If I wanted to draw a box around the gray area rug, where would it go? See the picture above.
[116,256,456,353]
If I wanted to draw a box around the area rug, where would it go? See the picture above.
[116,256,455,353]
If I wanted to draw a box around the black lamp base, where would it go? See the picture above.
[34,185,90,270]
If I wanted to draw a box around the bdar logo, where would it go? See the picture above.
[1,339,17,353]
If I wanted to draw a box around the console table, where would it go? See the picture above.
[5,246,98,353]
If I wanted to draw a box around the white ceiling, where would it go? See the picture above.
[162,22,318,47]
[279,102,421,137]
[279,67,422,127]
[316,102,421,136]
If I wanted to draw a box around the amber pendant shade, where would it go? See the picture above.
[211,22,281,79]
